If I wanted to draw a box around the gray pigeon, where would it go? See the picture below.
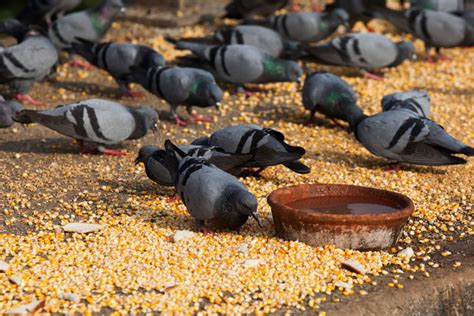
[177,25,289,58]
[0,96,24,128]
[410,0,474,12]
[406,8,474,62]
[17,0,82,25]
[224,0,289,20]
[347,108,474,166]
[382,90,431,117]
[48,0,126,51]
[302,71,361,125]
[262,9,350,43]
[153,140,261,232]
[304,33,416,78]
[71,39,165,96]
[169,41,303,87]
[192,124,311,174]
[14,99,158,155]
[135,144,254,186]
[131,65,223,126]
[0,29,58,105]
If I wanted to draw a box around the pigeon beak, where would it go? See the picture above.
[215,102,221,109]
[412,54,418,61]
[251,213,263,228]
[120,7,126,13]
[134,156,141,165]
[151,122,158,133]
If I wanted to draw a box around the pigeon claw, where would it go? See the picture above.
[15,94,44,105]
[363,71,384,81]
[69,58,94,69]
[175,117,188,126]
[166,195,181,203]
[102,149,127,156]
[123,89,144,98]
[191,113,213,123]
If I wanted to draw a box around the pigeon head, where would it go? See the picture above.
[231,189,261,227]
[191,136,210,146]
[191,80,223,108]
[396,41,417,63]
[0,19,28,42]
[285,60,304,84]
[135,145,159,165]
[98,0,127,18]
[0,99,24,128]
[346,105,368,133]
[328,9,350,29]
[136,106,159,133]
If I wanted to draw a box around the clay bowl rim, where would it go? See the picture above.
[267,184,415,224]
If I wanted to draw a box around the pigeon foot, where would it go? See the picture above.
[383,162,403,172]
[175,117,188,126]
[166,195,181,203]
[69,58,94,69]
[101,149,127,156]
[123,89,144,98]
[191,113,213,123]
[16,94,44,105]
[363,71,384,80]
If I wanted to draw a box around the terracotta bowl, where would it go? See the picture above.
[267,184,414,251]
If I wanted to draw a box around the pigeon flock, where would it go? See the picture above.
[0,0,473,233]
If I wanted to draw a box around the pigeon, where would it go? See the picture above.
[224,0,289,20]
[71,39,165,97]
[175,25,289,58]
[169,40,303,87]
[14,99,159,155]
[406,8,474,62]
[261,9,350,43]
[135,144,254,187]
[48,0,126,52]
[131,65,223,126]
[0,28,58,105]
[302,71,360,126]
[0,96,24,128]
[17,0,82,25]
[153,140,262,232]
[192,124,311,174]
[304,33,416,79]
[0,19,30,42]
[347,108,474,167]
[410,0,473,12]
[382,90,431,118]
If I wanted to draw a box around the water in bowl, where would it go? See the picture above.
[286,195,402,215]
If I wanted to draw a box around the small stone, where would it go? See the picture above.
[398,247,415,258]
[238,243,248,255]
[8,300,44,315]
[8,276,24,287]
[242,259,262,268]
[172,230,195,242]
[0,260,10,272]
[62,223,103,233]
[334,281,353,291]
[59,292,81,303]
[342,260,366,274]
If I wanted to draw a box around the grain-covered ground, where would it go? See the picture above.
[0,7,473,315]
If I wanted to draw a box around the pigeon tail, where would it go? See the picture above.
[282,161,311,174]
[191,136,210,146]
[71,38,97,64]
[223,1,243,19]
[152,148,179,184]
[12,109,36,124]
[461,146,474,156]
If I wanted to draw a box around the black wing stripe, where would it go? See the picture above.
[387,118,418,149]
[87,106,110,141]
[220,46,231,77]
[235,130,256,154]
[181,164,203,186]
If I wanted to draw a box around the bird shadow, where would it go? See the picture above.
[48,79,121,98]
[0,137,79,154]
[311,149,448,175]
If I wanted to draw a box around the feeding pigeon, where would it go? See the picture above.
[406,8,474,62]
[174,25,291,58]
[48,0,127,67]
[382,90,431,118]
[224,0,289,20]
[303,32,416,79]
[0,96,24,128]
[71,39,165,97]
[346,108,474,168]
[153,140,262,232]
[131,65,223,126]
[0,28,58,105]
[0,19,30,42]
[302,71,360,126]
[168,40,303,88]
[192,124,311,174]
[259,9,349,43]
[14,99,158,155]
[17,0,82,25]
[135,144,253,187]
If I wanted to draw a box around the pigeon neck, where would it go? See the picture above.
[262,58,286,81]
[90,2,122,34]
[128,109,149,140]
[346,106,367,132]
